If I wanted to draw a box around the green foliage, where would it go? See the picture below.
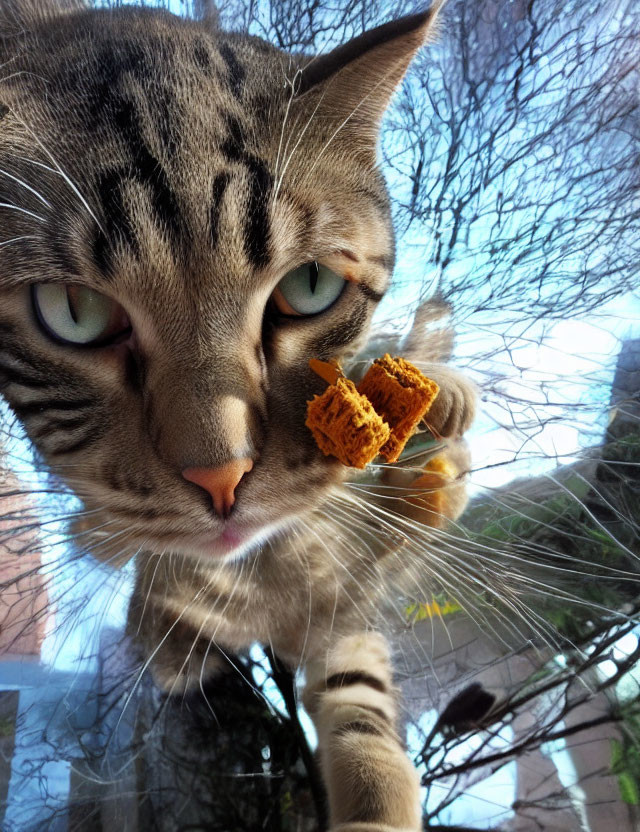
[611,720,640,806]
[617,771,640,806]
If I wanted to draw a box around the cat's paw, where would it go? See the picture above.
[422,366,476,438]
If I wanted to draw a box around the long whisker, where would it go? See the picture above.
[0,234,40,249]
[0,166,52,208]
[331,488,566,652]
[272,71,327,203]
[0,201,46,222]
[14,137,106,235]
[272,63,302,201]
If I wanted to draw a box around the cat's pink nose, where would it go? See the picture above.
[182,459,254,519]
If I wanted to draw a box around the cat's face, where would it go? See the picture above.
[0,4,435,561]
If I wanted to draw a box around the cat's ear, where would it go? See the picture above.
[296,2,444,150]
[0,0,84,34]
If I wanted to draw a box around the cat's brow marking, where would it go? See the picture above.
[218,43,245,99]
[338,248,360,263]
[219,112,272,268]
[209,172,231,250]
[192,40,213,73]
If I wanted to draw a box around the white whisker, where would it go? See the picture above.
[0,233,39,248]
[0,166,52,207]
[0,202,45,222]
[14,135,106,235]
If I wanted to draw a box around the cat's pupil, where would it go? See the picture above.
[309,262,319,294]
[66,287,79,324]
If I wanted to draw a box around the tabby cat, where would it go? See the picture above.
[0,0,476,828]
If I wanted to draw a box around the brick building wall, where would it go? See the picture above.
[0,448,49,658]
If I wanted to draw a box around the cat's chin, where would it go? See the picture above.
[180,520,286,562]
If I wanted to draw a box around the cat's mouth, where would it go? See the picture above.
[185,518,287,560]
[75,504,286,565]
[76,473,309,564]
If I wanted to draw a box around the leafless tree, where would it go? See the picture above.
[1,0,639,829]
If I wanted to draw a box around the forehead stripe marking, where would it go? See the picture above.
[114,99,182,244]
[94,169,140,274]
[94,96,182,275]
[220,114,272,268]
[193,40,213,72]
[220,114,245,162]
[245,157,272,269]
[210,172,230,249]
[219,43,246,99]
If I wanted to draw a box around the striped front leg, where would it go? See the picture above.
[303,632,421,832]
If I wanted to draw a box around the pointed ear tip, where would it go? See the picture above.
[401,2,446,47]
[418,0,448,28]
[425,0,448,15]
[296,2,445,97]
[426,2,450,49]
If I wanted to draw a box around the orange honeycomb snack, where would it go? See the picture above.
[357,354,440,462]
[306,356,439,468]
[306,377,391,469]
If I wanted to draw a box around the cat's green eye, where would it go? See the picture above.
[272,262,346,317]
[31,284,130,346]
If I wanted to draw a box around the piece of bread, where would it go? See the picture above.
[306,377,391,469]
[357,354,440,462]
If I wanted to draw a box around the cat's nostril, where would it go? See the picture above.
[182,458,254,519]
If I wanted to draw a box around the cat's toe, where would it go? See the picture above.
[426,370,476,438]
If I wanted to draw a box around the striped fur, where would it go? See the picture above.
[304,634,421,831]
[0,2,476,829]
